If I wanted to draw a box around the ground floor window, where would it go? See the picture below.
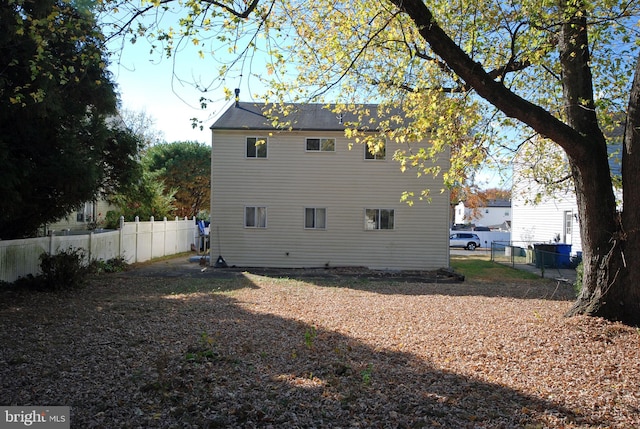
[305,208,326,229]
[365,208,394,230]
[245,206,267,228]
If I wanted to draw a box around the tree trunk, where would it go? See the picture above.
[558,12,640,326]
[567,53,640,325]
[391,0,640,325]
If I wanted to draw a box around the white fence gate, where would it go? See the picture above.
[0,217,197,283]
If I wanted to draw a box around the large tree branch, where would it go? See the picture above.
[387,0,591,161]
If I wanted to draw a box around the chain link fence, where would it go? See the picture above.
[491,241,580,282]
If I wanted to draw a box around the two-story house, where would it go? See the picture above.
[454,199,511,230]
[209,102,450,270]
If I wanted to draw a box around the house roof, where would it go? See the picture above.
[210,102,396,131]
[486,199,511,208]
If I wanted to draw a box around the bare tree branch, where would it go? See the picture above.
[200,0,262,19]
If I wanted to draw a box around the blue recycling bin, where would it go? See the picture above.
[555,244,572,268]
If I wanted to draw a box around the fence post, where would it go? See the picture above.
[88,231,93,262]
[511,243,515,268]
[150,216,155,260]
[119,216,125,260]
[48,230,54,255]
[135,216,140,263]
[162,217,167,257]
[174,217,179,254]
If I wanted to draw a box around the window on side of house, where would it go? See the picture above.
[306,138,335,152]
[304,208,327,229]
[564,210,572,242]
[246,137,268,158]
[365,138,386,160]
[76,201,93,222]
[365,208,394,230]
[245,206,267,228]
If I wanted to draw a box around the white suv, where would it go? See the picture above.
[449,233,482,250]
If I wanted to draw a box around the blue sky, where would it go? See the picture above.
[106,4,260,144]
[109,39,228,144]
[106,12,508,189]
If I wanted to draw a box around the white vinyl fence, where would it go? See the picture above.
[0,217,197,283]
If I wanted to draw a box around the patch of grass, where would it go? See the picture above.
[304,326,317,349]
[185,332,219,363]
[451,255,539,281]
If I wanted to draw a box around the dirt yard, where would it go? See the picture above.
[1,258,639,428]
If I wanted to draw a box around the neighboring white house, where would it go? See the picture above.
[511,186,582,254]
[510,140,621,257]
[454,199,511,229]
[209,102,450,270]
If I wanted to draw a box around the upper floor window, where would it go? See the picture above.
[365,138,386,160]
[245,206,267,228]
[306,138,335,152]
[305,208,326,229]
[365,208,394,230]
[246,137,268,158]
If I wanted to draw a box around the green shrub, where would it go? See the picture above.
[104,210,123,230]
[39,248,90,290]
[574,261,584,296]
[89,256,129,274]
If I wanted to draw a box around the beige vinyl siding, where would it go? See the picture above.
[211,130,449,270]
[47,199,116,233]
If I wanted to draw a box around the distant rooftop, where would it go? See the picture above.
[486,199,511,207]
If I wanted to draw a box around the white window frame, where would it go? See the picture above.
[304,207,327,229]
[564,210,572,243]
[246,136,268,158]
[305,137,335,152]
[244,206,267,228]
[76,201,93,222]
[365,208,394,230]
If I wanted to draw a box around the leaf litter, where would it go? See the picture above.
[1,267,639,428]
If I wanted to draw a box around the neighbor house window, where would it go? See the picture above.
[76,202,93,222]
[365,209,394,230]
[365,138,386,160]
[564,210,572,242]
[306,138,335,152]
[246,137,268,158]
[305,208,326,229]
[245,206,267,228]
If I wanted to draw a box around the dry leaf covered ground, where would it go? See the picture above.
[1,256,639,428]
